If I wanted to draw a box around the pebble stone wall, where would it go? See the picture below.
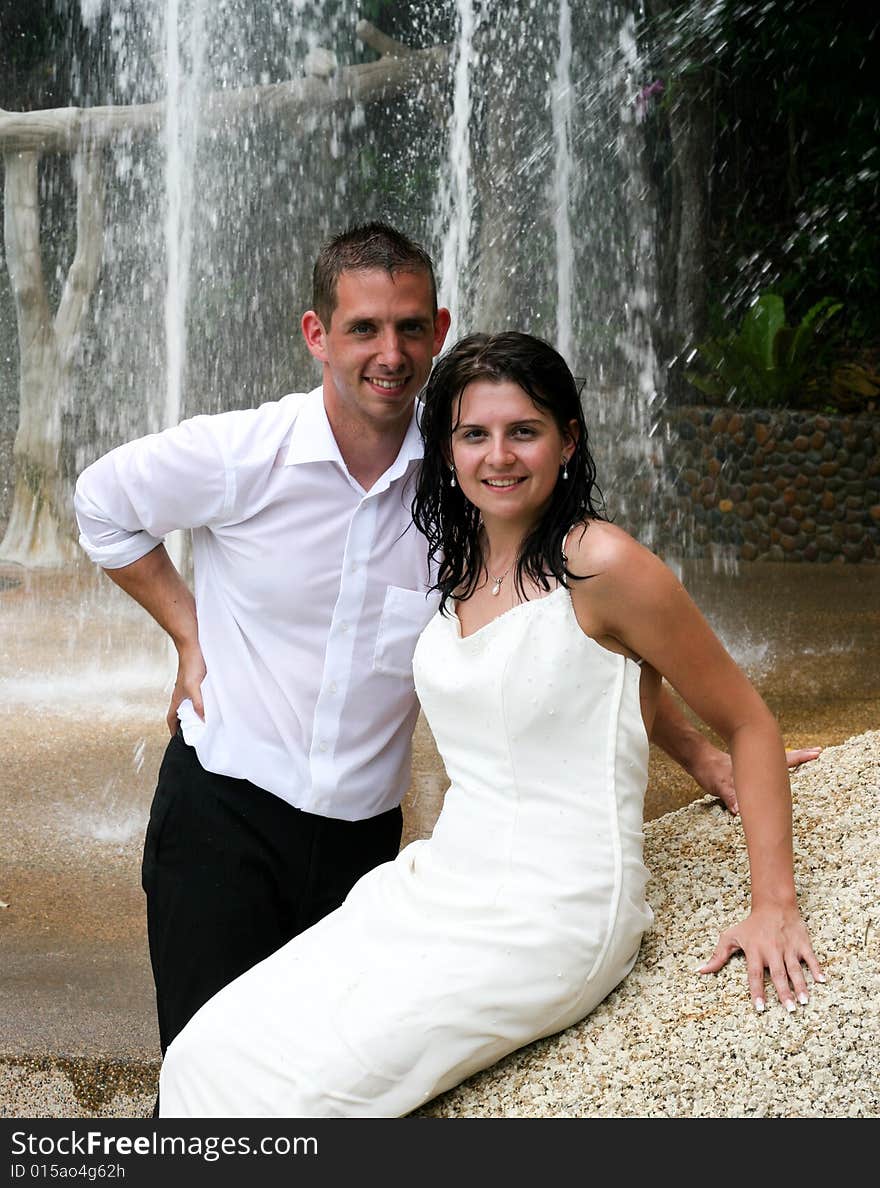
[657,407,880,562]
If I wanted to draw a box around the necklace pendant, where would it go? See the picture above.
[491,578,502,596]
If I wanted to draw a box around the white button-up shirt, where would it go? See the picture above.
[74,387,440,820]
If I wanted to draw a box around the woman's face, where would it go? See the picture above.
[449,379,577,528]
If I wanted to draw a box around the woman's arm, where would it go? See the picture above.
[650,686,823,815]
[566,520,825,1012]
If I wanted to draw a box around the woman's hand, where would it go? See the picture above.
[697,905,826,1012]
[692,745,824,816]
[166,640,208,735]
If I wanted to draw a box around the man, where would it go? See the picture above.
[74,221,818,1059]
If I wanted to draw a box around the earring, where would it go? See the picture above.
[561,455,569,481]
[449,466,457,488]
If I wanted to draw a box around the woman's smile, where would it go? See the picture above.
[482,476,525,488]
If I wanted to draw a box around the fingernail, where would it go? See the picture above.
[798,992,809,1005]
[816,973,827,983]
[754,998,764,1013]
[786,999,796,1013]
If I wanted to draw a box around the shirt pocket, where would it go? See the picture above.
[373,586,441,678]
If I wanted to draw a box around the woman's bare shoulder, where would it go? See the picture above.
[564,518,657,576]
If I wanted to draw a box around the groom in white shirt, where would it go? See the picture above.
[74,221,817,1065]
[76,222,450,1059]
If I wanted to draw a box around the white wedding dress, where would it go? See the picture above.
[159,586,654,1117]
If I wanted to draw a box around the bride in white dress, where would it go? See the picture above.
[159,331,823,1118]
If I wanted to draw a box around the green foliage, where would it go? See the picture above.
[641,2,879,353]
[685,292,842,408]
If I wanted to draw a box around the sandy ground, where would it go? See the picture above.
[0,558,877,1116]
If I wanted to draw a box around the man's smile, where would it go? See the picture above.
[366,375,410,391]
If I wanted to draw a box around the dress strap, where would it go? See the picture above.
[559,522,582,589]
[561,521,581,564]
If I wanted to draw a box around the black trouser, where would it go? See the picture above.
[141,730,403,1058]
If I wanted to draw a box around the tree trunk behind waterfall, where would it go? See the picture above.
[470,20,554,336]
[0,23,447,567]
[1,149,103,565]
[667,69,713,356]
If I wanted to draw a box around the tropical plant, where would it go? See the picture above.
[684,292,842,408]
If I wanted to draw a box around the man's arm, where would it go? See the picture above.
[103,544,206,735]
[73,415,237,734]
[651,684,822,815]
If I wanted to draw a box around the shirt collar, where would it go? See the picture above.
[283,387,346,466]
[284,386,425,493]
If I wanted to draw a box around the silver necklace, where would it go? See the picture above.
[490,564,514,596]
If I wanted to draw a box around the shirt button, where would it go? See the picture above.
[339,622,349,633]
[318,741,328,752]
[351,562,360,573]
[328,681,338,694]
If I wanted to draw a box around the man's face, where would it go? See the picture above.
[302,268,451,435]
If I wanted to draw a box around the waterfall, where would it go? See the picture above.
[1,0,671,569]
[552,0,574,366]
[614,9,663,547]
[161,0,208,571]
[434,0,475,341]
[162,0,206,434]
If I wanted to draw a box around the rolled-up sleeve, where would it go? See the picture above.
[74,416,232,569]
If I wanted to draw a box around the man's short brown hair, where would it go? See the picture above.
[312,222,438,326]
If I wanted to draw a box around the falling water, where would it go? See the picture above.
[434,0,475,339]
[552,0,574,365]
[611,10,663,546]
[162,0,207,571]
[1,0,676,576]
[163,0,205,434]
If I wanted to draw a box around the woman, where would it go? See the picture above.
[159,331,823,1118]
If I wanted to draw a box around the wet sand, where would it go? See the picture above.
[0,558,877,1115]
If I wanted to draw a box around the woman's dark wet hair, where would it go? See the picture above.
[412,330,607,613]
